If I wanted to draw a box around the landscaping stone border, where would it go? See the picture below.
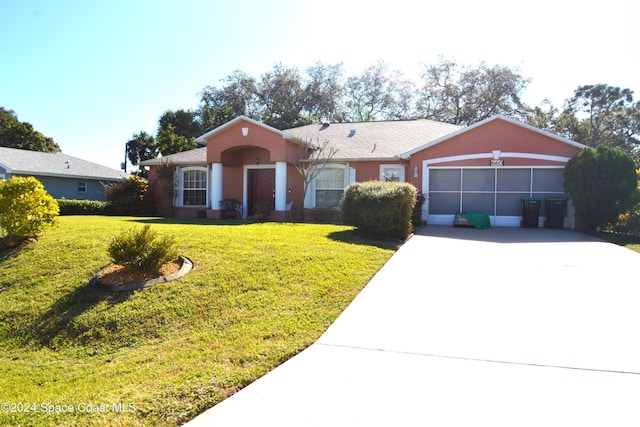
[89,256,193,292]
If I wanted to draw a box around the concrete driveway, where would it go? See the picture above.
[186,226,640,426]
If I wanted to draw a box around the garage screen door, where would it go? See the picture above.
[428,168,565,217]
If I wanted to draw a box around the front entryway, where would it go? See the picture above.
[247,168,275,216]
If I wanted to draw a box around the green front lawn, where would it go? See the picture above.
[0,216,398,426]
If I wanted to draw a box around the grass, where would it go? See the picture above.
[589,230,640,253]
[0,216,398,426]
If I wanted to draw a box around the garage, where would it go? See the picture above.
[426,167,567,227]
[407,116,586,228]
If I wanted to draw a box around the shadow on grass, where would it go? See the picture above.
[327,229,402,251]
[121,217,256,226]
[28,284,134,349]
[0,236,38,263]
[0,244,23,264]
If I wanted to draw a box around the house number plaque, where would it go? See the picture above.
[490,159,504,166]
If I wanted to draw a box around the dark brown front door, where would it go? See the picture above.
[248,168,275,216]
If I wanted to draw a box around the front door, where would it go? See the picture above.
[247,168,275,216]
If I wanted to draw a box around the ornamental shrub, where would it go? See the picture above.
[564,145,638,230]
[108,225,178,272]
[0,176,59,242]
[103,176,153,216]
[341,181,417,239]
[609,170,640,235]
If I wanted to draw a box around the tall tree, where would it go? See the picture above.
[564,84,636,149]
[198,104,235,133]
[156,110,201,156]
[256,63,307,129]
[156,124,198,156]
[158,109,203,140]
[302,62,346,123]
[126,131,158,177]
[199,70,260,120]
[0,107,60,152]
[344,61,415,122]
[417,58,531,125]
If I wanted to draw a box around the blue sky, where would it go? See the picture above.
[1,0,638,170]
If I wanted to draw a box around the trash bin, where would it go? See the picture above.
[545,198,567,229]
[521,197,541,228]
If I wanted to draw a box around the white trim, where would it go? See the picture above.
[379,164,405,182]
[275,161,287,211]
[178,166,209,208]
[196,115,299,144]
[308,163,348,209]
[243,164,276,218]
[427,214,526,227]
[425,152,573,166]
[210,163,223,210]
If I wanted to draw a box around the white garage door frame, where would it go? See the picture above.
[421,154,573,227]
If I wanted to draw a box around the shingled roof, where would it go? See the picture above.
[140,119,464,166]
[0,146,127,180]
[140,147,208,166]
[286,119,462,160]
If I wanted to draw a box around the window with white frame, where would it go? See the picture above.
[315,167,345,208]
[77,181,87,193]
[380,165,405,182]
[182,168,207,206]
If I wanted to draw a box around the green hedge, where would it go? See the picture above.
[57,199,111,215]
[341,181,417,239]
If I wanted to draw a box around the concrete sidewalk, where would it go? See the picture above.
[185,226,640,426]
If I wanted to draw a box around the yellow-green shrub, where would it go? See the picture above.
[108,225,178,272]
[0,176,59,241]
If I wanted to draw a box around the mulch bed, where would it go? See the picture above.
[89,257,192,291]
[98,262,182,286]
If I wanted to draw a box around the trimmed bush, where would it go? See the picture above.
[341,181,417,239]
[0,176,59,242]
[57,199,110,215]
[108,225,178,272]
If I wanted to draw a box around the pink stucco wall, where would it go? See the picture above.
[206,121,302,164]
[411,119,581,168]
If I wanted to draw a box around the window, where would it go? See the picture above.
[182,169,207,206]
[315,167,345,208]
[77,182,87,193]
[380,165,405,182]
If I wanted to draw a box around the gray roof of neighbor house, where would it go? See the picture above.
[140,147,208,166]
[0,146,128,180]
[287,119,463,160]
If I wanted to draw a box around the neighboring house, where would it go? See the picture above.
[0,146,128,201]
[140,115,586,228]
